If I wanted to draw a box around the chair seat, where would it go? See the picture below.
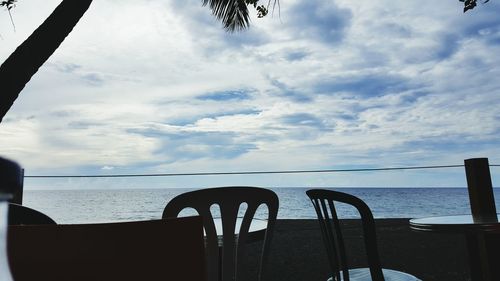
[327,268,421,281]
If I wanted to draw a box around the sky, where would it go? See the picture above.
[0,0,499,189]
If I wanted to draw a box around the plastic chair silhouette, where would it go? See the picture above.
[8,203,56,225]
[162,186,279,281]
[306,189,420,281]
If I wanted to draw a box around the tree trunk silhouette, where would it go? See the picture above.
[0,0,93,123]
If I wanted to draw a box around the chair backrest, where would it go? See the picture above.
[8,216,206,281]
[306,189,384,281]
[8,203,56,225]
[162,186,279,281]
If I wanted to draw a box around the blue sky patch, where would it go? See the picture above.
[270,79,313,103]
[285,50,310,62]
[153,131,257,160]
[53,63,82,73]
[287,0,352,44]
[313,74,411,97]
[197,89,254,101]
[434,33,461,61]
[82,73,105,86]
[167,109,261,126]
[281,113,329,131]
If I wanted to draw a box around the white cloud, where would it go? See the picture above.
[1,0,500,188]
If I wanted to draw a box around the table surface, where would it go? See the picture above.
[410,214,500,233]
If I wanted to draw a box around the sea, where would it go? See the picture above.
[21,187,500,224]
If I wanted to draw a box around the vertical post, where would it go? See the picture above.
[464,157,499,281]
[464,158,496,221]
[15,169,24,205]
[0,156,23,204]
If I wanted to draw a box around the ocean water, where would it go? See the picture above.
[21,187,500,224]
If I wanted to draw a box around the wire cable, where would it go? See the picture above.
[24,164,470,178]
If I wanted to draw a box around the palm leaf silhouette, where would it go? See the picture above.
[203,0,250,32]
[1,0,17,31]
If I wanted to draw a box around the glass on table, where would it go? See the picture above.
[0,195,14,281]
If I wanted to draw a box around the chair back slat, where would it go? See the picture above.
[313,196,349,281]
[328,199,350,281]
[163,186,279,281]
[235,202,258,274]
[220,202,239,281]
[258,200,278,281]
[317,199,336,265]
[200,207,220,281]
[307,189,385,281]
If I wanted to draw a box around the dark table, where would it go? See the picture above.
[410,214,500,281]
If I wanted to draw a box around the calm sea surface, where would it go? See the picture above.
[22,188,500,224]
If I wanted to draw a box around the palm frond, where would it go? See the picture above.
[202,0,250,32]
[461,0,491,12]
[0,0,17,9]
[1,0,17,31]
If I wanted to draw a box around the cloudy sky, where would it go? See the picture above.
[1,0,499,189]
